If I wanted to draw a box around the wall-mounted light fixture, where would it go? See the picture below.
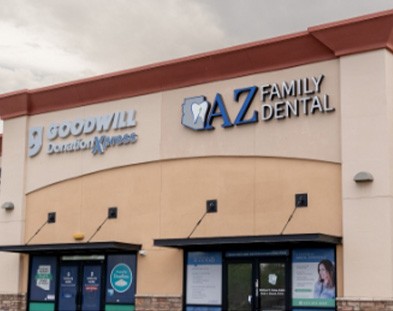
[295,193,308,208]
[73,232,85,241]
[1,202,14,211]
[108,207,118,219]
[139,250,147,256]
[353,171,374,183]
[206,200,218,213]
[47,212,56,223]
[187,199,218,238]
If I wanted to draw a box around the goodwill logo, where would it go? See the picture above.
[28,110,138,157]
[181,74,335,131]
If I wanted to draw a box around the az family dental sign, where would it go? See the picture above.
[181,74,334,131]
[28,110,138,157]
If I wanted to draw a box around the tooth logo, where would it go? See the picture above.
[191,101,208,124]
[182,96,210,130]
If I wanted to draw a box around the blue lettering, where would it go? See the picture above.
[91,132,138,155]
[205,93,233,130]
[92,136,104,155]
[234,86,258,125]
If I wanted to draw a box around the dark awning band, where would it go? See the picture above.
[154,233,341,250]
[0,241,141,255]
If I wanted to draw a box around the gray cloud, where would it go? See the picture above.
[200,0,393,44]
[0,0,392,94]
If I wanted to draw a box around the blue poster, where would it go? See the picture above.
[29,256,57,302]
[106,254,136,304]
[58,266,78,310]
[292,248,336,308]
[82,265,102,311]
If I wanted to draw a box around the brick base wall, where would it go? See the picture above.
[135,295,182,311]
[0,294,26,311]
[337,298,393,311]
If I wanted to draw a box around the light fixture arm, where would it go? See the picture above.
[86,217,108,243]
[25,220,48,245]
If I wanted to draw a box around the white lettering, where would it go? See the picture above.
[274,102,286,119]
[96,113,114,132]
[84,118,96,134]
[323,94,335,112]
[260,84,271,102]
[312,74,324,93]
[58,122,71,138]
[261,104,274,121]
[127,110,137,127]
[47,124,59,140]
[270,84,282,101]
[117,111,127,129]
[282,80,296,98]
[310,96,324,114]
[70,120,84,136]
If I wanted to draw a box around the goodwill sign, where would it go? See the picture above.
[182,74,334,131]
[28,110,138,157]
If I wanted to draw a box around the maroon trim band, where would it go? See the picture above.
[0,9,392,120]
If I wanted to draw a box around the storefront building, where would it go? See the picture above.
[0,9,392,311]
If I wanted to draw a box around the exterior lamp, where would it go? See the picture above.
[353,171,374,183]
[1,202,14,211]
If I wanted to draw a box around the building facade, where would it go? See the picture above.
[0,9,392,311]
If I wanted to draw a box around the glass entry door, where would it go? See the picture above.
[58,261,103,311]
[259,262,286,310]
[227,262,253,310]
[226,259,288,311]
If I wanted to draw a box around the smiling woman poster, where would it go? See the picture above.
[292,248,336,309]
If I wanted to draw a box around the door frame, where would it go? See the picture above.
[223,255,291,311]
[57,259,106,311]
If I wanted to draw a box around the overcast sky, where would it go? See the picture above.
[0,0,392,94]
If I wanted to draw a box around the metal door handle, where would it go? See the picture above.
[248,294,252,304]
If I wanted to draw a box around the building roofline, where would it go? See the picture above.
[0,9,393,120]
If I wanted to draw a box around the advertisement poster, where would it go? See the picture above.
[186,252,222,306]
[58,266,78,310]
[292,248,336,308]
[105,254,136,304]
[29,256,57,302]
[82,265,102,311]
[259,263,286,309]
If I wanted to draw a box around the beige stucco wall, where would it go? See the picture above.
[0,52,341,296]
[25,157,341,295]
[24,59,340,193]
[0,117,28,293]
[341,50,393,298]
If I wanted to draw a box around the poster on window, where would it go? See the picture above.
[29,256,57,302]
[105,254,136,304]
[292,248,336,308]
[186,252,222,306]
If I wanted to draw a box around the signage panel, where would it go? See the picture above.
[29,256,57,302]
[82,265,102,311]
[181,74,335,131]
[28,110,138,157]
[58,266,78,310]
[292,248,336,308]
[186,252,222,306]
[106,255,136,305]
